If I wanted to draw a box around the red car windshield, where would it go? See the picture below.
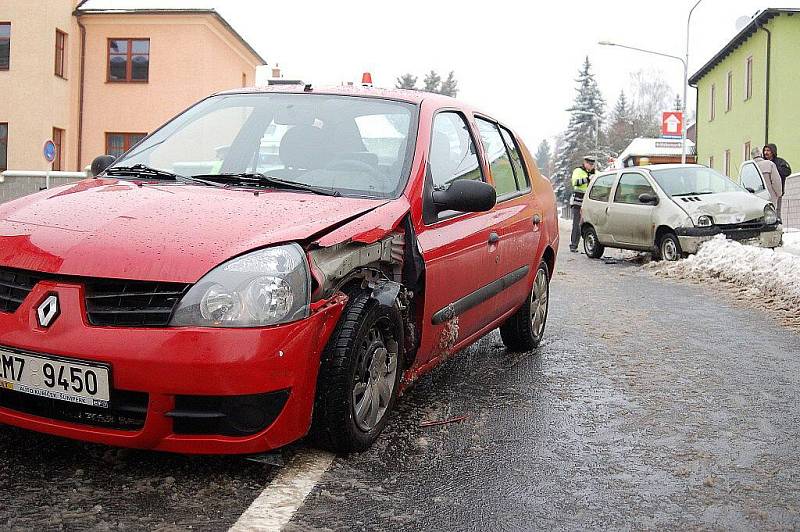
[111,93,418,198]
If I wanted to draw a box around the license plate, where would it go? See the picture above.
[0,348,111,408]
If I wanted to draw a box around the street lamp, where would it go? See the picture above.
[598,40,688,164]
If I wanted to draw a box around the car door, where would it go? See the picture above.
[583,172,616,242]
[415,111,511,365]
[605,171,658,247]
[739,161,771,201]
[474,117,540,319]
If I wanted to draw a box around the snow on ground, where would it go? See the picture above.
[650,233,800,327]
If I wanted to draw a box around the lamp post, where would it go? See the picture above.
[599,41,688,164]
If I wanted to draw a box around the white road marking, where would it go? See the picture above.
[230,449,335,532]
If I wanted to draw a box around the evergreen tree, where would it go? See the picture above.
[423,70,442,93]
[395,73,418,90]
[554,57,607,192]
[606,90,635,156]
[439,71,459,97]
[534,140,552,174]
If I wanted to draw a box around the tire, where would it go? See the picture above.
[311,289,403,453]
[500,262,550,352]
[582,226,605,259]
[659,232,682,262]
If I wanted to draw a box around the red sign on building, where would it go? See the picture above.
[661,111,683,138]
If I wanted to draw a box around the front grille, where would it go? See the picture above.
[0,266,189,327]
[718,219,765,232]
[0,388,148,431]
[724,229,761,241]
[85,279,189,327]
[0,268,47,313]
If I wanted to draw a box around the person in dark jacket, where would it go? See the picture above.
[763,144,791,218]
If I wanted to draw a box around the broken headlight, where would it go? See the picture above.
[697,215,713,227]
[170,244,311,328]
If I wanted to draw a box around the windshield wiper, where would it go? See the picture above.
[104,164,225,187]
[673,191,714,196]
[191,173,341,197]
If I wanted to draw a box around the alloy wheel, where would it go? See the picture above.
[529,268,549,339]
[352,319,398,432]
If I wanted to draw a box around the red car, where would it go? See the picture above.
[0,86,558,454]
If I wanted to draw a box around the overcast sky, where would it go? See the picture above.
[86,0,800,148]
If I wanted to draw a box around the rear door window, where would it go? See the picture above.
[588,173,615,202]
[614,173,656,204]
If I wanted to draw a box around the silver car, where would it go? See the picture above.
[580,164,783,261]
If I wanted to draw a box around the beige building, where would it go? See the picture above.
[0,1,265,172]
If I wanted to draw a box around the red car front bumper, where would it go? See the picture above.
[0,280,345,454]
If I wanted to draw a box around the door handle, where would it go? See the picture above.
[488,232,500,244]
[532,214,542,225]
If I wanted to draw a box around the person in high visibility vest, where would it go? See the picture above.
[569,155,596,252]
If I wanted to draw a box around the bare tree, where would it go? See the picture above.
[628,69,674,138]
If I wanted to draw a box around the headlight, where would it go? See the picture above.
[764,205,778,225]
[697,215,713,227]
[170,244,310,328]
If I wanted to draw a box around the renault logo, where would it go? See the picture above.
[37,294,60,328]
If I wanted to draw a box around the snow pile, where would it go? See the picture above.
[782,229,800,256]
[651,234,800,314]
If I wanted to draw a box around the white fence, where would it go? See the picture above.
[0,170,89,203]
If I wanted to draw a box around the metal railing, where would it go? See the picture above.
[1,170,89,204]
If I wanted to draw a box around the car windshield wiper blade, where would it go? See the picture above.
[673,191,714,196]
[191,173,341,197]
[104,164,225,187]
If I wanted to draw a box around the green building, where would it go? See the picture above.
[690,8,800,177]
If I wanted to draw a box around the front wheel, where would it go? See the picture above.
[311,290,403,453]
[500,262,550,352]
[659,232,682,262]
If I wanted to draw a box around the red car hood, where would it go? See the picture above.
[0,179,387,282]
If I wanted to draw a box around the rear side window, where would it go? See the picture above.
[740,162,765,192]
[476,118,528,197]
[429,112,483,188]
[588,173,615,202]
[614,173,656,204]
[499,126,530,188]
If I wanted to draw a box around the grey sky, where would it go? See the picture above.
[87,0,800,148]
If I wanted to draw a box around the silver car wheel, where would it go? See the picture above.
[585,232,597,254]
[529,268,550,339]
[662,238,679,261]
[352,322,398,432]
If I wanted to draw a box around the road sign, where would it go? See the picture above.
[43,140,57,163]
[661,111,683,138]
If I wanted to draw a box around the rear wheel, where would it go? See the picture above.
[659,232,682,262]
[582,226,605,259]
[500,262,550,352]
[311,290,403,453]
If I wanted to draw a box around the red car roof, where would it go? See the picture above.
[215,84,459,106]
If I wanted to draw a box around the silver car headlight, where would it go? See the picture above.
[764,205,778,225]
[697,215,713,227]
[170,244,311,328]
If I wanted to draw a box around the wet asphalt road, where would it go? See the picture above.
[2,227,800,531]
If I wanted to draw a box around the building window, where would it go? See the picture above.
[724,149,731,176]
[744,141,751,161]
[709,155,714,169]
[726,71,733,112]
[108,39,150,82]
[55,29,67,78]
[709,83,716,121]
[745,56,753,100]
[0,123,7,171]
[242,72,247,87]
[106,132,147,158]
[0,23,10,70]
[52,128,64,171]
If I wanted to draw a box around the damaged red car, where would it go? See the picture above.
[0,86,558,454]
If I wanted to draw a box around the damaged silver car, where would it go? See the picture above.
[580,164,782,261]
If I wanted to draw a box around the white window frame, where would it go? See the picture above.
[709,83,716,121]
[743,141,751,162]
[745,56,753,101]
[724,149,731,176]
[726,71,733,112]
